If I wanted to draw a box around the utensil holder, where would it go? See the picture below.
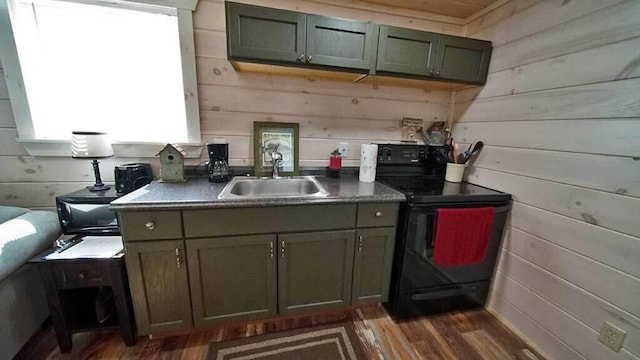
[445,163,467,183]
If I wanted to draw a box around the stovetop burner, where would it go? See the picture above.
[374,144,510,203]
[377,176,509,203]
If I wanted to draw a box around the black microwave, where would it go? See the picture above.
[56,187,120,236]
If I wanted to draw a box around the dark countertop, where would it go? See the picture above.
[110,176,406,210]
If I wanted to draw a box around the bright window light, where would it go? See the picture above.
[12,0,188,142]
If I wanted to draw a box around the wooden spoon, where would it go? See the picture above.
[451,138,458,164]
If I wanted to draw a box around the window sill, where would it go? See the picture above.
[17,138,204,158]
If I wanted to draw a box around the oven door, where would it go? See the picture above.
[398,202,510,291]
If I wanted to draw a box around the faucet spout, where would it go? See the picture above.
[268,144,284,178]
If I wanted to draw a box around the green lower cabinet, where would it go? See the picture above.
[125,240,193,335]
[187,235,277,326]
[278,230,355,315]
[352,227,396,304]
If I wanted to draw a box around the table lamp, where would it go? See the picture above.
[71,131,114,192]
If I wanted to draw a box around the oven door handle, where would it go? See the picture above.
[411,204,511,214]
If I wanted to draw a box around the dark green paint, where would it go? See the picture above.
[376,25,492,84]
[278,230,355,315]
[306,15,377,70]
[376,26,439,76]
[125,240,192,335]
[226,2,492,85]
[356,202,399,228]
[121,201,400,333]
[119,211,183,241]
[182,204,356,238]
[435,35,492,84]
[352,227,396,304]
[187,235,277,326]
[226,2,306,63]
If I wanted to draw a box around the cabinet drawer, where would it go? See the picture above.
[357,203,399,228]
[52,261,111,289]
[119,211,183,241]
[183,204,356,238]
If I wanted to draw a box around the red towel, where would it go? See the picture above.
[433,207,495,266]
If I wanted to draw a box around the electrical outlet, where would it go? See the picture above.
[339,142,349,158]
[599,321,626,352]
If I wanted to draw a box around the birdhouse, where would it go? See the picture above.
[156,144,186,182]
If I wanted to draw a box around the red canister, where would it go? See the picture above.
[329,155,342,170]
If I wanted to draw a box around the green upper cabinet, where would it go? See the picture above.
[435,35,492,84]
[376,25,492,84]
[226,2,306,64]
[278,230,355,315]
[226,2,493,85]
[306,15,377,70]
[376,26,439,76]
[186,235,277,327]
[226,2,376,72]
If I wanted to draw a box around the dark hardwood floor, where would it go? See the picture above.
[15,305,543,359]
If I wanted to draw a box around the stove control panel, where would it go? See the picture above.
[377,144,428,164]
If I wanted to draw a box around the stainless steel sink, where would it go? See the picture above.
[217,176,330,199]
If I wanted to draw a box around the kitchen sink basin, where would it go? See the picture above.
[217,176,330,199]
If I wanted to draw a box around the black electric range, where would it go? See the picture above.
[375,144,511,319]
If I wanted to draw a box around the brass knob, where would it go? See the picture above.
[145,222,155,230]
[297,54,305,62]
[375,211,382,218]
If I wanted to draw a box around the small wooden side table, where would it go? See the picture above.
[30,251,136,352]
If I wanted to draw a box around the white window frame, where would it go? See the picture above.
[0,0,202,157]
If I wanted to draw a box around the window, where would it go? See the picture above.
[0,0,201,156]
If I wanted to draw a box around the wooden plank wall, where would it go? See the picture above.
[453,1,640,359]
[0,0,460,210]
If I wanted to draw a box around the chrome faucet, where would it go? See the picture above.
[269,144,283,178]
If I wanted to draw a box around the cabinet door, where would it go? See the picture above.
[278,230,355,314]
[435,35,492,84]
[306,15,377,70]
[186,235,277,326]
[125,240,192,335]
[226,2,306,64]
[352,227,396,304]
[375,25,439,76]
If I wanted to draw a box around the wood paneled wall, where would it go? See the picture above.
[452,1,640,359]
[0,0,460,210]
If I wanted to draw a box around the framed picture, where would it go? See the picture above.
[253,121,299,177]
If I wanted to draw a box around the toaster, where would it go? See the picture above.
[114,163,153,195]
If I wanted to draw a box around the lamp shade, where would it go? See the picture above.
[71,131,114,158]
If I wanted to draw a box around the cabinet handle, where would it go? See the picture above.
[375,211,382,218]
[281,240,285,258]
[175,248,181,268]
[435,70,441,76]
[145,222,155,230]
[429,69,435,75]
[358,235,363,252]
[297,53,305,62]
[306,55,312,63]
[270,241,274,259]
